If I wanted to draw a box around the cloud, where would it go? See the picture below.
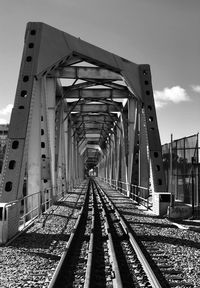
[0,104,13,124]
[0,118,8,124]
[154,86,190,109]
[191,85,200,93]
[0,104,13,115]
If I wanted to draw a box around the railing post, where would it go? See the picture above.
[31,195,33,219]
[23,197,26,227]
[136,186,139,204]
[38,191,41,216]
[44,189,47,212]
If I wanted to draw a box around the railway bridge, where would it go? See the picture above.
[0,22,170,243]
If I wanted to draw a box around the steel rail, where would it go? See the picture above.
[84,180,123,288]
[95,180,164,288]
[100,195,123,288]
[83,185,94,288]
[50,178,164,288]
[48,179,125,288]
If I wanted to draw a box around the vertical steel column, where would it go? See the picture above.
[0,23,42,203]
[108,139,112,184]
[139,65,166,192]
[115,127,121,190]
[68,122,72,190]
[45,78,56,197]
[27,79,41,217]
[56,100,66,197]
[111,133,115,181]
[71,127,76,187]
[74,136,78,185]
[41,78,52,207]
[127,98,137,197]
[139,106,149,196]
[105,150,109,181]
[63,111,69,191]
[104,154,107,179]
[101,155,104,179]
[112,133,116,181]
[120,113,129,195]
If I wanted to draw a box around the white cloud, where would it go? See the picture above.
[0,104,13,124]
[0,104,13,115]
[191,85,200,93]
[154,86,190,109]
[0,118,8,124]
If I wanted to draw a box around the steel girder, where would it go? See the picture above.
[63,88,129,99]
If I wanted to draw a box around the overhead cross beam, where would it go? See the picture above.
[63,88,129,99]
[66,103,122,113]
[50,66,122,80]
[71,114,118,123]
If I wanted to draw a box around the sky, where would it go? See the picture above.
[0,0,200,144]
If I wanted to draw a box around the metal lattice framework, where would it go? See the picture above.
[0,22,166,209]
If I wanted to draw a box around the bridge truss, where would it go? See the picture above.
[0,23,166,221]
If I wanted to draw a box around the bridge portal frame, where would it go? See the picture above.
[0,22,167,242]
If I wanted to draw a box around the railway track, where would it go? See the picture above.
[48,179,169,288]
[1,182,88,288]
[98,180,196,288]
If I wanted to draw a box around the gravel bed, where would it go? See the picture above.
[99,182,200,288]
[0,185,86,288]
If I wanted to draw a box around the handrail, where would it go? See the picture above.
[0,185,66,241]
[0,178,86,243]
[97,177,152,210]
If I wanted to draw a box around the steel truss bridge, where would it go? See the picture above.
[0,22,168,243]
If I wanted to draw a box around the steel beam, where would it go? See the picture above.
[51,66,121,80]
[66,103,122,113]
[76,123,111,130]
[71,114,118,123]
[64,88,129,99]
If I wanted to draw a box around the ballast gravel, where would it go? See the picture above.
[1,180,200,288]
[0,187,86,288]
[99,182,200,288]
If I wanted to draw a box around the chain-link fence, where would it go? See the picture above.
[162,134,199,214]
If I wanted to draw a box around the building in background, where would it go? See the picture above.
[0,124,9,173]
